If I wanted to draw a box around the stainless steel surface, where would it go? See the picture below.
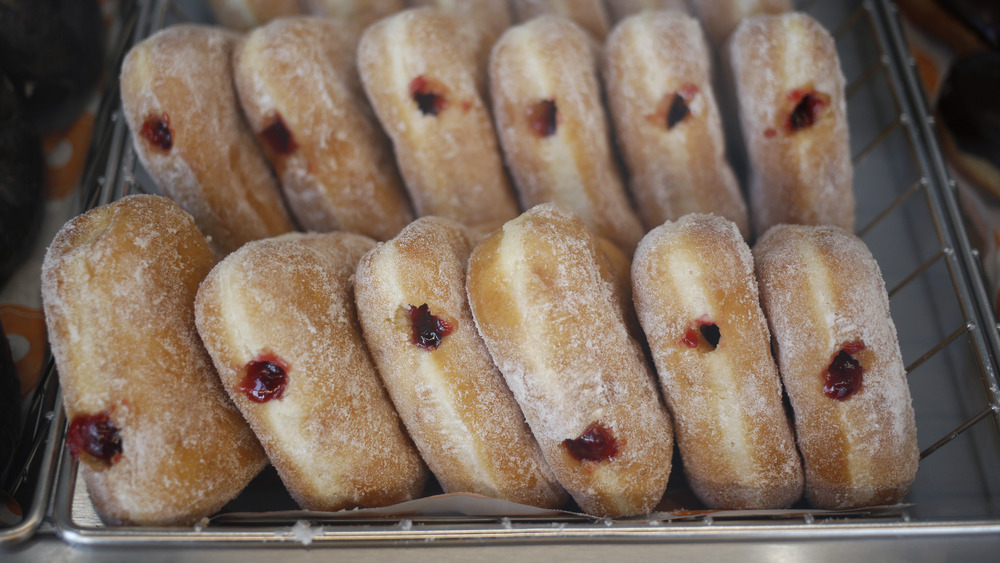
[5,0,1000,557]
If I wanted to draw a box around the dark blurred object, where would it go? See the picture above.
[0,0,103,134]
[936,52,1000,199]
[0,319,21,487]
[938,0,1000,50]
[0,69,44,287]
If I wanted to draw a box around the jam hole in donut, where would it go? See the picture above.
[824,340,865,400]
[648,84,698,130]
[680,321,720,351]
[239,354,289,403]
[260,113,298,155]
[785,89,830,133]
[563,422,619,462]
[527,99,558,137]
[409,75,449,116]
[140,113,172,151]
[407,303,453,350]
[67,412,122,466]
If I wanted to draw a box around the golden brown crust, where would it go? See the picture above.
[357,8,520,238]
[490,16,644,254]
[728,13,854,235]
[604,12,749,236]
[194,232,428,511]
[233,17,413,241]
[41,195,266,526]
[207,0,302,31]
[466,204,673,517]
[754,224,919,509]
[632,214,802,509]
[355,217,566,508]
[120,24,295,256]
[511,0,611,41]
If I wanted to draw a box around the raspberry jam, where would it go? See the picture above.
[824,341,865,400]
[260,113,298,155]
[563,422,619,462]
[666,92,691,129]
[67,412,122,466]
[680,321,720,350]
[408,303,453,350]
[527,99,558,137]
[239,354,289,403]
[785,89,830,133]
[409,75,448,116]
[140,113,172,151]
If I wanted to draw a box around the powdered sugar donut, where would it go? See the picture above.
[754,224,919,509]
[632,214,802,509]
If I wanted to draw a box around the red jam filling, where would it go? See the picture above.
[239,354,289,403]
[140,113,172,151]
[527,99,558,137]
[680,320,720,350]
[409,75,449,116]
[666,92,691,129]
[563,422,619,462]
[67,411,122,466]
[408,303,453,350]
[823,341,865,400]
[648,84,698,130]
[260,113,298,155]
[785,89,830,133]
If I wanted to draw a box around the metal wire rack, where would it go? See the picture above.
[4,0,1000,548]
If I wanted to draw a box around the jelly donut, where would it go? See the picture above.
[606,0,689,22]
[604,11,749,237]
[729,12,855,236]
[234,17,413,241]
[354,217,566,508]
[208,0,302,31]
[510,0,611,41]
[301,0,406,31]
[467,203,674,517]
[120,24,295,256]
[688,0,792,47]
[41,195,266,526]
[195,232,428,511]
[357,8,520,238]
[491,16,644,253]
[754,224,919,509]
[632,214,803,509]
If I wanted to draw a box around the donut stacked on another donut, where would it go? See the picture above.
[357,8,520,239]
[491,16,644,253]
[41,195,266,525]
[604,11,749,237]
[355,216,566,508]
[632,214,802,509]
[195,232,428,511]
[754,224,919,509]
[728,12,855,235]
[467,203,674,517]
[233,17,413,241]
[120,25,295,256]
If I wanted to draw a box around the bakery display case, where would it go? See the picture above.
[3,0,1000,559]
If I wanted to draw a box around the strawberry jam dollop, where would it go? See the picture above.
[260,113,298,155]
[785,89,830,133]
[140,113,172,151]
[824,340,865,400]
[527,99,558,137]
[67,412,122,466]
[680,320,720,350]
[408,303,453,350]
[239,354,289,403]
[563,422,619,462]
[409,75,448,116]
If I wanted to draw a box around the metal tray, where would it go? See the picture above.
[19,0,1000,548]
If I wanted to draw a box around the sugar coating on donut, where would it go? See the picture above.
[120,24,295,256]
[604,12,748,236]
[728,12,854,235]
[632,214,802,509]
[355,216,566,508]
[467,203,673,517]
[511,0,611,40]
[41,195,266,525]
[233,17,413,241]
[194,232,428,511]
[688,0,792,46]
[357,8,520,238]
[754,224,918,509]
[491,16,644,253]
